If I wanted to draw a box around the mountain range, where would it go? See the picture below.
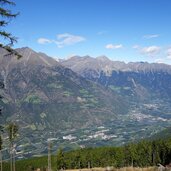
[61,55,171,101]
[0,47,128,127]
[61,55,171,119]
[0,47,171,158]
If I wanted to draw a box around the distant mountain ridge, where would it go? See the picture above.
[61,55,171,73]
[61,55,171,103]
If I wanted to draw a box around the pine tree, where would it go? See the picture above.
[57,148,65,171]
[0,0,20,130]
[0,2,21,169]
[0,0,21,58]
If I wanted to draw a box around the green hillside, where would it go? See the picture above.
[150,127,171,140]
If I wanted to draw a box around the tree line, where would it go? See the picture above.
[56,138,171,170]
[1,137,171,171]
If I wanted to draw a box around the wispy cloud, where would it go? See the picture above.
[167,48,171,59]
[37,38,52,44]
[141,46,161,56]
[105,44,123,49]
[133,45,170,62]
[37,33,85,48]
[143,34,159,39]
[55,33,85,48]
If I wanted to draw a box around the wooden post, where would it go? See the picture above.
[13,146,15,171]
[10,144,13,171]
[48,140,51,171]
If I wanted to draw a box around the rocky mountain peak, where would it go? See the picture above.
[0,47,59,73]
[96,55,110,61]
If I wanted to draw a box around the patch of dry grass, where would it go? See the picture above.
[66,166,157,171]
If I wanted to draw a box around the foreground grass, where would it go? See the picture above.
[66,167,158,171]
[2,162,159,171]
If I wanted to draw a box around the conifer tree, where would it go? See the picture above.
[0,0,20,119]
[0,2,20,168]
[0,0,21,58]
[57,148,65,171]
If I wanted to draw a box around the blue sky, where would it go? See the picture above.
[8,0,171,64]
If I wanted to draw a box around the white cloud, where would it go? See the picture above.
[37,33,85,48]
[55,33,85,48]
[105,44,123,49]
[143,34,159,39]
[141,46,161,56]
[37,38,52,44]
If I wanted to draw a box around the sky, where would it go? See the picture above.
[7,0,171,64]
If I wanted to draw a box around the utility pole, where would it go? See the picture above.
[13,145,16,171]
[10,145,12,171]
[10,126,13,171]
[88,161,90,169]
[48,140,52,171]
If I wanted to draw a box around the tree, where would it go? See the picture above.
[0,2,21,169]
[0,0,21,58]
[124,143,138,167]
[7,123,18,171]
[0,0,21,122]
[57,148,65,171]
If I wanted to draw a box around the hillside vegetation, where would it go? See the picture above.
[150,127,171,140]
[1,137,171,171]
